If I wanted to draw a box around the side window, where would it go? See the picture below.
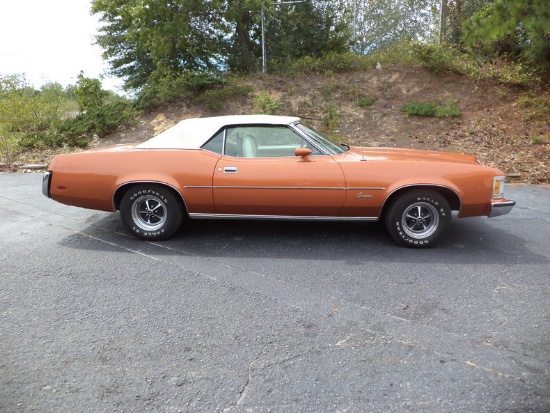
[254,126,322,157]
[202,130,224,154]
[219,125,321,158]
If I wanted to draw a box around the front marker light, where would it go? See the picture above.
[492,176,505,198]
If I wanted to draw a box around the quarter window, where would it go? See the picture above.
[201,130,224,154]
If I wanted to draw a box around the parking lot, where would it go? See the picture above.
[1,173,549,412]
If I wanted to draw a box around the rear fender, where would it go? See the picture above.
[113,175,185,211]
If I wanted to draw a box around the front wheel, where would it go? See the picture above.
[385,190,452,248]
[120,185,183,240]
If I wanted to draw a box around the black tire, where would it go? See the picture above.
[385,190,452,248]
[120,185,183,240]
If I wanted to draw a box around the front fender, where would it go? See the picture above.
[382,179,463,214]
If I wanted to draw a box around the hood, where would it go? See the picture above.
[351,147,480,165]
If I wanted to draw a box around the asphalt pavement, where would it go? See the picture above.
[1,173,549,412]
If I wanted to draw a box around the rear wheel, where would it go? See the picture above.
[385,190,452,248]
[120,185,183,240]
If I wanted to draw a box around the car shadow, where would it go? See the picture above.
[60,212,548,266]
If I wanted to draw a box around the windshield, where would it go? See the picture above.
[294,123,347,155]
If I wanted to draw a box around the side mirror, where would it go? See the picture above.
[295,147,312,158]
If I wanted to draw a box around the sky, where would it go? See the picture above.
[0,0,122,92]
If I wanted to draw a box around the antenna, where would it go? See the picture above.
[361,141,367,161]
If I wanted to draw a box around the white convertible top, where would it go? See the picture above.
[136,115,301,149]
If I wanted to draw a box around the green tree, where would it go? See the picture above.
[223,0,262,73]
[0,75,79,160]
[74,72,109,112]
[440,0,492,45]
[351,0,438,53]
[0,75,36,133]
[266,0,350,65]
[92,0,224,90]
[92,0,353,86]
[463,0,550,69]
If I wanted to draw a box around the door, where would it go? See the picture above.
[211,125,346,217]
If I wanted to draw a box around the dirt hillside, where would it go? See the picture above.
[23,65,550,184]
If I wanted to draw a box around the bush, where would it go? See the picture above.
[60,101,139,138]
[411,43,470,76]
[401,101,438,116]
[411,42,540,86]
[193,83,253,111]
[254,92,283,115]
[18,101,139,149]
[277,41,418,75]
[322,104,341,131]
[18,132,88,149]
[0,130,19,165]
[136,71,226,109]
[518,93,550,122]
[357,96,376,107]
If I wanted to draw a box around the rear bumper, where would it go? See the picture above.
[42,171,52,198]
[489,199,515,217]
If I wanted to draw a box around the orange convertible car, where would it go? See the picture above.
[42,115,515,247]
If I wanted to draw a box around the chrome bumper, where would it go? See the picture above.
[489,200,515,217]
[42,171,52,198]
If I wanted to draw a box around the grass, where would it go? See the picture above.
[518,93,550,122]
[400,100,461,118]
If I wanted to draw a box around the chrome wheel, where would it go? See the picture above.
[120,185,184,241]
[385,190,452,248]
[401,202,439,239]
[131,194,167,232]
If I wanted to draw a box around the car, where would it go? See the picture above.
[42,114,515,248]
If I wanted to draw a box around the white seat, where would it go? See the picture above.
[242,135,257,158]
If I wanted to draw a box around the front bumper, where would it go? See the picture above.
[489,199,515,217]
[42,171,52,198]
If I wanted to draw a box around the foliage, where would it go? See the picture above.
[0,73,137,156]
[0,126,19,166]
[92,0,354,89]
[463,0,550,71]
[136,71,226,109]
[266,0,350,66]
[18,132,89,150]
[351,0,439,53]
[92,0,225,90]
[254,92,282,115]
[411,42,540,86]
[475,59,540,86]
[518,93,550,123]
[411,42,471,75]
[18,101,139,150]
[400,100,461,117]
[357,96,376,108]
[322,104,342,131]
[283,52,356,75]
[60,101,138,139]
[0,75,81,162]
[440,0,491,45]
[0,75,75,134]
[530,135,543,145]
[223,0,262,73]
[192,83,253,111]
[74,72,109,112]
[281,41,418,75]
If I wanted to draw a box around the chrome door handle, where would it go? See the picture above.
[223,166,238,173]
